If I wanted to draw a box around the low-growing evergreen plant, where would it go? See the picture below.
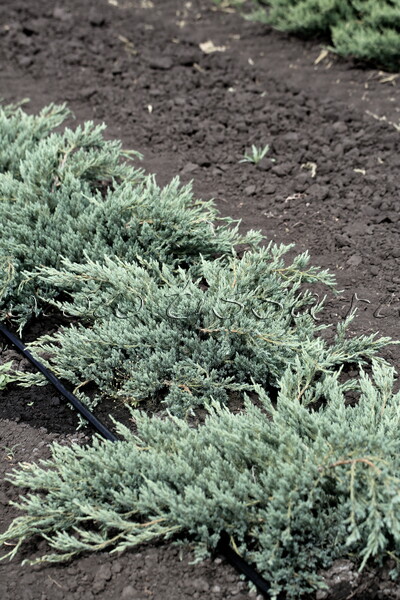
[249,0,400,70]
[2,361,400,598]
[0,361,15,390]
[0,103,260,329]
[1,103,400,598]
[11,248,392,415]
[0,100,71,176]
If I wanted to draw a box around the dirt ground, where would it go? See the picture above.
[1,0,400,598]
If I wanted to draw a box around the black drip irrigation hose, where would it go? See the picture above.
[0,322,277,599]
[217,533,284,599]
[0,323,118,442]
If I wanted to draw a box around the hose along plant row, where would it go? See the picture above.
[0,103,399,598]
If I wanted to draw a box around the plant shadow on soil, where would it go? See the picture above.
[1,0,400,598]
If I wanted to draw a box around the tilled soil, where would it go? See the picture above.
[0,1,400,598]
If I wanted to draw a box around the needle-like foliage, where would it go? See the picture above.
[1,103,399,598]
[251,0,400,70]
[0,100,71,176]
[2,361,400,598]
[0,103,260,328]
[12,246,392,416]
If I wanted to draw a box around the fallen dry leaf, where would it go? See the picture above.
[199,40,226,54]
[378,73,398,84]
[314,48,329,65]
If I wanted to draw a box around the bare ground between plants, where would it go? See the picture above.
[0,0,400,598]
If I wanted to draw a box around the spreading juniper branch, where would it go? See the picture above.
[250,0,400,70]
[0,100,71,176]
[1,102,399,599]
[0,103,261,328]
[2,361,400,599]
[11,247,393,416]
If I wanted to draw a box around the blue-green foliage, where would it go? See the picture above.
[2,362,400,598]
[251,0,400,70]
[0,101,71,176]
[0,103,260,328]
[16,247,391,415]
[1,102,399,597]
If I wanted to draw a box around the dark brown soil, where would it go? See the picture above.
[1,1,400,598]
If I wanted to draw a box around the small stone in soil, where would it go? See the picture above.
[244,185,256,196]
[121,585,144,599]
[347,254,363,267]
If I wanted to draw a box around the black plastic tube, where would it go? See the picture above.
[0,322,277,598]
[217,532,282,598]
[0,323,118,442]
